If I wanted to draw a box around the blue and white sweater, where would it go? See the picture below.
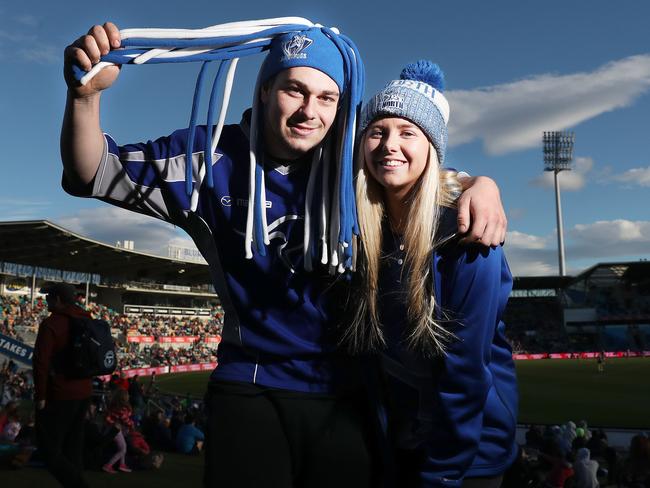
[64,112,355,394]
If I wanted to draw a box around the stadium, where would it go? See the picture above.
[1,219,649,486]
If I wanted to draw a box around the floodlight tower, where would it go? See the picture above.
[543,131,575,276]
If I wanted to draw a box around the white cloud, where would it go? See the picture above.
[18,46,58,64]
[505,219,650,276]
[448,54,650,155]
[507,208,526,221]
[570,220,650,257]
[530,157,594,191]
[611,166,650,187]
[0,18,55,63]
[13,14,39,27]
[507,230,550,250]
[54,207,198,257]
[0,198,52,221]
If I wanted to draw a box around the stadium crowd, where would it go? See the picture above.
[1,371,207,472]
[504,421,650,487]
[2,295,223,370]
[504,298,571,354]
[117,343,218,369]
[1,295,48,342]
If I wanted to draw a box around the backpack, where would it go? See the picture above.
[62,316,117,378]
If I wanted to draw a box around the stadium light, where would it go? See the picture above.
[543,131,575,276]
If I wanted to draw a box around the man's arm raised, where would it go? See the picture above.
[456,175,508,247]
[61,22,121,191]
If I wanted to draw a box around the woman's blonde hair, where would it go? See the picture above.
[345,136,460,356]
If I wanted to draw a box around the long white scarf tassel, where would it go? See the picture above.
[329,111,347,269]
[319,138,331,265]
[260,165,270,246]
[189,152,206,213]
[244,84,261,259]
[210,58,240,156]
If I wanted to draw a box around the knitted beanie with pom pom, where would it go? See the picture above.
[359,60,449,164]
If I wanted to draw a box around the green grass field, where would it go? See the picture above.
[156,357,650,429]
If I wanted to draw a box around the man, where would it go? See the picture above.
[33,282,92,488]
[61,21,507,487]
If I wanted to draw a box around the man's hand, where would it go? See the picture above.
[457,176,507,246]
[36,400,46,410]
[64,22,122,98]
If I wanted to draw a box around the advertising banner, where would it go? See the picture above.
[126,336,155,343]
[0,333,33,365]
[158,336,198,344]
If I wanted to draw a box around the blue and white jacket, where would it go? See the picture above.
[377,208,518,487]
[64,112,355,394]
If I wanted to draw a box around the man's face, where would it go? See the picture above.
[261,67,340,160]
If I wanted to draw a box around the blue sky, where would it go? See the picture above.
[1,0,649,276]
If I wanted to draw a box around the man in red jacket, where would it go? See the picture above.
[33,282,92,488]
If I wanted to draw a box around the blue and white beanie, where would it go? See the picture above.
[360,60,449,164]
[259,28,346,93]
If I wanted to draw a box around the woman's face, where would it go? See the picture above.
[363,117,430,198]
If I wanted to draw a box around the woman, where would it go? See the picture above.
[349,60,518,487]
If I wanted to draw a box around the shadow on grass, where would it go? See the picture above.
[1,451,203,487]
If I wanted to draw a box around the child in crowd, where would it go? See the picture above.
[103,389,134,473]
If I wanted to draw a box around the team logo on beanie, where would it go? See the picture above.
[281,34,313,61]
[380,92,404,110]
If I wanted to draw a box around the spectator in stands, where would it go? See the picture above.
[103,389,134,473]
[14,412,36,447]
[573,447,599,488]
[526,424,545,451]
[586,429,608,459]
[175,412,204,455]
[541,445,574,488]
[83,402,117,470]
[620,434,650,487]
[502,447,544,488]
[141,410,173,451]
[558,422,577,457]
[33,282,92,488]
[0,414,20,443]
[573,427,588,452]
[0,401,18,433]
[128,375,145,414]
[577,420,592,439]
[110,371,130,391]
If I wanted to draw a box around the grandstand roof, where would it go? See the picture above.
[512,275,573,290]
[572,261,650,287]
[0,220,210,285]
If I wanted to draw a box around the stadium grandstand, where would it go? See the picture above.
[0,220,223,374]
[2,220,649,365]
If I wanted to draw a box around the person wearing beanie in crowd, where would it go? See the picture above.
[33,282,92,488]
[349,60,518,487]
[61,20,507,487]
